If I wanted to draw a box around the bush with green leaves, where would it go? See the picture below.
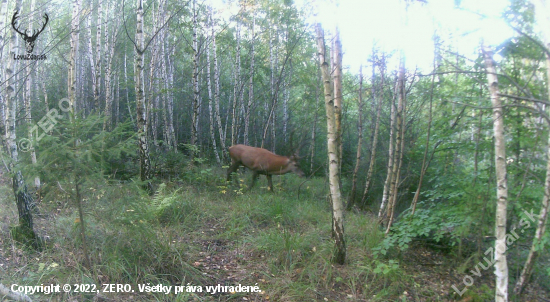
[373,205,463,257]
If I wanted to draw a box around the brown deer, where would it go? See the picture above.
[226,145,305,192]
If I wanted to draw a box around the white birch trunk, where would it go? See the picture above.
[134,0,151,181]
[211,9,225,159]
[94,0,102,110]
[103,25,117,131]
[0,0,7,128]
[3,0,36,241]
[206,10,220,163]
[231,19,241,146]
[191,0,200,153]
[87,10,97,113]
[331,27,343,171]
[361,54,384,205]
[68,0,81,114]
[348,65,364,207]
[482,43,509,302]
[378,82,396,219]
[316,23,345,264]
[124,53,134,124]
[385,54,407,234]
[244,14,255,146]
[167,47,176,149]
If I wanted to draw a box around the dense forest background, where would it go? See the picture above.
[0,0,549,301]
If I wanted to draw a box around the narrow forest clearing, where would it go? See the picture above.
[1,170,548,302]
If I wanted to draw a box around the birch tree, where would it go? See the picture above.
[191,0,200,156]
[207,25,220,164]
[231,17,242,147]
[411,38,438,215]
[87,9,97,113]
[0,0,7,127]
[331,27,343,171]
[94,0,102,110]
[482,43,509,302]
[2,0,39,247]
[68,0,81,113]
[310,65,321,174]
[378,78,396,219]
[385,53,406,234]
[348,65,364,208]
[103,10,119,131]
[133,0,152,182]
[24,0,40,190]
[316,23,345,264]
[361,53,384,205]
[244,13,255,146]
[211,8,225,160]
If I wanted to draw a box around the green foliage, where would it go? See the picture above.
[373,206,463,257]
[24,115,136,186]
[151,183,201,226]
[373,259,399,275]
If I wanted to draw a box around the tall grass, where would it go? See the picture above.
[0,166,410,301]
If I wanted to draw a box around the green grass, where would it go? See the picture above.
[4,166,541,301]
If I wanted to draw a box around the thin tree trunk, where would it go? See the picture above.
[310,66,321,174]
[231,18,241,147]
[473,105,483,185]
[348,65,364,208]
[103,27,116,131]
[115,71,120,125]
[270,24,278,153]
[167,47,176,150]
[211,8,225,159]
[332,27,343,171]
[94,0,102,111]
[68,0,90,267]
[24,0,40,190]
[148,9,159,147]
[385,53,406,234]
[244,14,255,146]
[207,23,220,164]
[411,41,438,215]
[87,10,97,114]
[68,0,81,114]
[0,0,7,128]
[316,23,345,264]
[378,81,396,219]
[41,75,49,110]
[3,0,38,247]
[191,0,200,156]
[124,53,134,124]
[162,54,171,149]
[361,53,384,205]
[0,0,6,60]
[482,43,509,302]
[283,67,288,144]
[134,0,152,182]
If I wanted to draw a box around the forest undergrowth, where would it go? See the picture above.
[0,166,548,302]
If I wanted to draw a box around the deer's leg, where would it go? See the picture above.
[267,174,273,192]
[227,161,240,182]
[249,171,260,191]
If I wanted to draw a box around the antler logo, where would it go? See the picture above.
[11,11,48,54]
